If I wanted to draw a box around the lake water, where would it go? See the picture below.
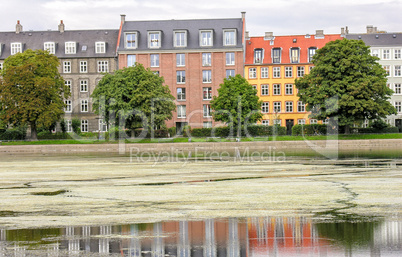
[1,216,401,256]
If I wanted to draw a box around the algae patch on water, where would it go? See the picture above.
[30,190,69,196]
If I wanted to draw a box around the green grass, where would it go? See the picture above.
[1,133,401,146]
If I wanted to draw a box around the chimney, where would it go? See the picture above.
[341,27,345,37]
[121,14,126,24]
[315,29,324,38]
[245,31,250,40]
[366,25,374,34]
[16,20,23,34]
[58,20,65,33]
[264,32,274,40]
[345,26,349,34]
[241,12,246,20]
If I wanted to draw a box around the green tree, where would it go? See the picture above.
[0,49,70,140]
[295,39,396,134]
[210,74,263,137]
[91,63,176,135]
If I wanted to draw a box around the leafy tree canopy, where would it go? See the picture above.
[210,74,263,134]
[91,63,176,132]
[295,39,396,133]
[0,49,69,140]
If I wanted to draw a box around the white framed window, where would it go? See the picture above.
[44,42,55,54]
[0,63,3,70]
[177,105,186,118]
[249,68,257,79]
[395,49,401,59]
[285,101,293,112]
[298,119,306,125]
[226,69,235,78]
[203,70,212,83]
[80,80,88,92]
[383,49,390,60]
[252,85,257,90]
[274,119,281,125]
[203,121,212,128]
[174,31,187,47]
[125,32,138,49]
[273,102,281,113]
[261,84,269,96]
[262,120,269,126]
[298,101,306,112]
[262,102,269,113]
[297,66,305,77]
[80,61,87,73]
[176,71,186,84]
[273,67,281,78]
[285,66,293,77]
[65,80,72,92]
[371,49,379,57]
[223,29,236,46]
[395,65,401,77]
[200,30,213,47]
[177,88,186,101]
[66,120,72,132]
[273,84,281,95]
[81,120,88,132]
[202,53,212,66]
[394,83,401,94]
[254,49,263,64]
[272,48,281,63]
[309,66,314,72]
[261,67,268,78]
[95,42,106,53]
[310,119,317,124]
[203,87,212,100]
[63,61,71,73]
[383,65,390,76]
[290,48,300,63]
[308,47,317,62]
[203,104,212,117]
[226,52,235,65]
[395,101,402,113]
[64,100,72,113]
[150,54,159,67]
[285,84,293,95]
[99,119,108,132]
[65,42,76,54]
[148,31,161,48]
[11,42,22,55]
[176,53,185,67]
[81,99,88,112]
[97,61,109,72]
[127,55,136,67]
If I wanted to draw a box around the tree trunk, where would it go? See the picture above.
[30,122,38,141]
[344,124,350,135]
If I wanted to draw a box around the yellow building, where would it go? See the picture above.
[245,31,342,134]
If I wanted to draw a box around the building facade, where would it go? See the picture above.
[346,26,402,132]
[244,30,342,134]
[0,21,119,133]
[116,14,245,132]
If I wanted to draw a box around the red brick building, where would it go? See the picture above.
[117,14,246,133]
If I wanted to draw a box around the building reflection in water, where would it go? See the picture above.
[0,216,401,256]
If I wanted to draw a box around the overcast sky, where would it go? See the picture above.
[1,0,401,36]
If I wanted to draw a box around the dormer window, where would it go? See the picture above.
[148,31,161,48]
[65,42,76,54]
[223,29,236,46]
[174,31,187,47]
[308,47,317,63]
[11,42,22,55]
[254,49,263,64]
[290,48,300,63]
[125,32,138,49]
[272,48,281,63]
[200,30,213,47]
[95,42,106,53]
[44,42,55,54]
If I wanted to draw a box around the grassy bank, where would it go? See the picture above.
[0,133,401,146]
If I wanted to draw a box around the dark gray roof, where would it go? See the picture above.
[0,29,119,60]
[118,18,243,51]
[346,33,402,46]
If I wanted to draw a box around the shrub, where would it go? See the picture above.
[37,131,71,140]
[371,119,389,130]
[292,124,327,136]
[71,118,81,134]
[60,120,67,133]
[191,128,213,137]
[168,127,176,137]
[0,126,27,140]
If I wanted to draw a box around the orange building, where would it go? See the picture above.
[245,30,342,134]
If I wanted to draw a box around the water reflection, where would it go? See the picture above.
[0,216,401,256]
